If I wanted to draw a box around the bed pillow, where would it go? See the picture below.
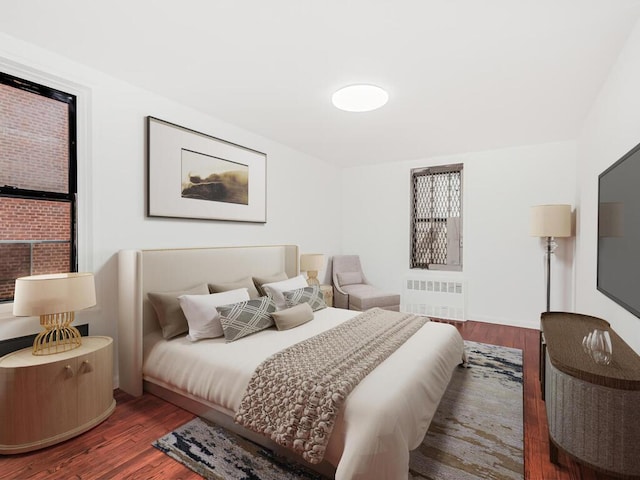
[252,272,288,296]
[178,288,250,341]
[217,296,276,342]
[272,303,314,330]
[337,271,363,286]
[148,283,210,339]
[261,274,308,310]
[283,285,327,311]
[209,276,260,300]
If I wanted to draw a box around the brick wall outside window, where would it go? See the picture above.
[0,74,75,302]
[0,83,68,193]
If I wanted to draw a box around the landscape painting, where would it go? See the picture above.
[181,149,248,205]
[147,116,266,223]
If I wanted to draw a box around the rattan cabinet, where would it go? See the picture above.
[0,336,115,454]
[541,312,640,478]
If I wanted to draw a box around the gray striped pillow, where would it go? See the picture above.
[283,285,327,312]
[218,297,276,342]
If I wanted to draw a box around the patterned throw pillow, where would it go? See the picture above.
[283,285,327,311]
[217,296,276,342]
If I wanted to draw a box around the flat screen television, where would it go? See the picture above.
[597,141,640,318]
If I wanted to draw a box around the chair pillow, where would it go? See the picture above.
[178,288,250,341]
[272,303,314,330]
[337,271,363,286]
[283,285,327,312]
[217,296,276,342]
[209,276,260,299]
[253,272,288,296]
[261,274,308,310]
[148,283,209,339]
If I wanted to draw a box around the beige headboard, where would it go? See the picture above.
[117,245,299,396]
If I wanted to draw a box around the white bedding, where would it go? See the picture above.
[143,307,464,480]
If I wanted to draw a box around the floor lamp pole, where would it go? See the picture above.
[546,236,552,313]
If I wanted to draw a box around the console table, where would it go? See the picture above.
[541,312,640,478]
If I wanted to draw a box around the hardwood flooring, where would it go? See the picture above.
[1,320,618,479]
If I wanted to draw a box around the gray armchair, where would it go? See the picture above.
[332,255,400,311]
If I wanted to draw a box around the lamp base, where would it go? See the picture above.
[33,312,82,355]
[306,271,320,286]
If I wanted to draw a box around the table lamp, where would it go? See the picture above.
[13,272,96,355]
[300,254,324,286]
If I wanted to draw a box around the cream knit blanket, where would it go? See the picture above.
[235,307,428,464]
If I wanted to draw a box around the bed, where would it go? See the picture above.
[117,245,465,480]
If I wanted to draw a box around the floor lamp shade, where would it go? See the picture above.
[530,204,571,238]
[300,254,324,286]
[13,273,96,355]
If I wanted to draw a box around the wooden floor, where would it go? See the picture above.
[2,320,618,480]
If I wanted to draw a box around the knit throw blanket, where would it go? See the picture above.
[235,307,428,464]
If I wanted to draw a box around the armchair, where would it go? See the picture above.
[332,255,400,311]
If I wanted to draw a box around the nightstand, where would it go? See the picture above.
[320,284,333,307]
[0,336,115,454]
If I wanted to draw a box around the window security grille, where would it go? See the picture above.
[411,164,462,270]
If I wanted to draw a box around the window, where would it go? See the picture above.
[0,72,77,302]
[410,164,463,270]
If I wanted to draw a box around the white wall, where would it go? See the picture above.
[341,141,577,329]
[575,19,640,354]
[0,34,342,352]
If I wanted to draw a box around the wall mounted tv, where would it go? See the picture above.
[597,140,640,318]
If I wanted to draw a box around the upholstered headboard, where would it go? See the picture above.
[117,245,299,395]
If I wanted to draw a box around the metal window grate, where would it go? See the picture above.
[411,164,462,269]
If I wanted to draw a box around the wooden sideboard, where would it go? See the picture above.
[541,312,640,478]
[0,336,115,454]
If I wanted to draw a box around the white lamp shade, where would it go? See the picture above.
[13,272,96,316]
[300,254,324,272]
[530,205,572,238]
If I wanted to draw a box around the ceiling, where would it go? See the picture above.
[1,0,640,167]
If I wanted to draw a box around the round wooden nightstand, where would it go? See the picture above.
[0,336,116,454]
[320,284,333,307]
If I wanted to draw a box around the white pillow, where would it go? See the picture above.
[178,288,250,341]
[262,274,308,310]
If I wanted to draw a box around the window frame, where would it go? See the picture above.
[410,163,463,271]
[0,71,78,302]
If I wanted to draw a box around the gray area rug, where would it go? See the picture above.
[153,341,523,480]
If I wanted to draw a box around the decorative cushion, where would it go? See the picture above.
[209,276,260,300]
[337,271,363,286]
[253,272,288,296]
[148,283,209,339]
[283,285,327,311]
[261,274,308,310]
[272,303,314,330]
[178,288,250,341]
[344,284,401,311]
[217,296,277,342]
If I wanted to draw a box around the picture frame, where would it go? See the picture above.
[147,116,267,222]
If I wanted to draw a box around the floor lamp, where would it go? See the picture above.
[530,205,572,312]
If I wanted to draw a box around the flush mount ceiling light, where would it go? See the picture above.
[331,84,389,112]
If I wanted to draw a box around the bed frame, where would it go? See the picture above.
[117,245,338,474]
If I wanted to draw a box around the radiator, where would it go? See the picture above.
[402,276,466,321]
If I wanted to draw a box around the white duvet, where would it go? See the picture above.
[143,307,464,480]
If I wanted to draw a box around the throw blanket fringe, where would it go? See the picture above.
[235,307,428,464]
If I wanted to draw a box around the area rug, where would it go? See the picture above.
[152,341,523,480]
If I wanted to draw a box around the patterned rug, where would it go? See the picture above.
[153,341,523,480]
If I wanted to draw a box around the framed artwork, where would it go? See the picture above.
[147,116,266,222]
